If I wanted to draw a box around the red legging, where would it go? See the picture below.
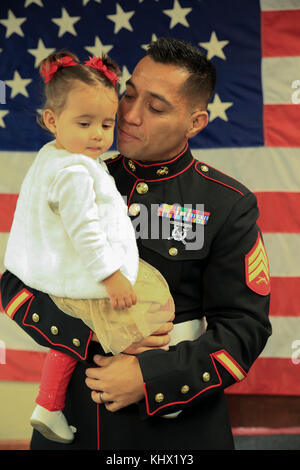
[36,349,77,411]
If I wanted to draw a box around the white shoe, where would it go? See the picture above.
[30,405,75,444]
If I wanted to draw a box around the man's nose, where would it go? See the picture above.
[120,98,143,126]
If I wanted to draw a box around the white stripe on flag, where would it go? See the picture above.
[263,233,300,277]
[0,149,115,193]
[0,152,35,193]
[1,232,300,279]
[262,57,300,104]
[0,313,48,352]
[192,147,300,192]
[260,0,300,11]
[0,233,8,273]
[261,316,300,358]
[1,148,300,194]
[1,308,298,359]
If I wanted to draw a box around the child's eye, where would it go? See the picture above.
[79,122,90,127]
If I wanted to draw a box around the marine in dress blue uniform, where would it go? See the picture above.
[0,142,271,450]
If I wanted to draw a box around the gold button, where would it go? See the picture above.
[128,160,136,171]
[200,165,209,172]
[72,338,81,347]
[181,385,190,394]
[202,372,211,382]
[50,326,59,335]
[156,166,169,176]
[128,203,141,216]
[32,313,39,323]
[136,182,149,194]
[169,247,178,256]
[155,393,164,403]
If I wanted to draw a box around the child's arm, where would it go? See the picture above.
[102,270,137,310]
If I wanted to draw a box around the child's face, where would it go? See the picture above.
[45,81,118,159]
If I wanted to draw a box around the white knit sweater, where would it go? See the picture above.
[5,140,139,298]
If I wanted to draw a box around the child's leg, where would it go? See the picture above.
[30,349,77,443]
[36,349,77,411]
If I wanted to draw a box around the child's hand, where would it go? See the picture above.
[103,270,137,310]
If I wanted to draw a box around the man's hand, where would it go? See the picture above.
[91,314,174,354]
[85,354,145,412]
[86,314,174,411]
[123,320,174,354]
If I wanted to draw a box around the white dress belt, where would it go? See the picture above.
[169,317,206,346]
[162,317,207,419]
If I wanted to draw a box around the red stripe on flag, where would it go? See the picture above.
[270,277,300,317]
[264,104,300,147]
[226,357,300,395]
[261,10,300,57]
[256,192,300,233]
[232,427,300,436]
[0,194,18,232]
[0,349,45,382]
[2,192,300,234]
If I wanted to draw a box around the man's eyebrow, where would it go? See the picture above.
[126,79,173,108]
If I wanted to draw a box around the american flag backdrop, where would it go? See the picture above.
[0,0,299,396]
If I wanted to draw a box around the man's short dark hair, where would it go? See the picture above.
[145,37,216,108]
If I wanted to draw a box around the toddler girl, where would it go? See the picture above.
[4,51,174,443]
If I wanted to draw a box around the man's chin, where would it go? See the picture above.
[117,139,140,159]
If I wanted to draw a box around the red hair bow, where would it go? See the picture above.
[41,56,78,83]
[84,56,119,86]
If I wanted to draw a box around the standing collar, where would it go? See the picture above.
[121,142,194,181]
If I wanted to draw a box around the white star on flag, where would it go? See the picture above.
[0,110,9,128]
[141,34,158,51]
[0,10,27,38]
[163,0,192,29]
[85,37,114,57]
[24,0,43,7]
[107,4,135,34]
[28,39,56,68]
[208,93,233,121]
[52,8,81,37]
[6,71,32,99]
[199,31,229,60]
[82,0,102,5]
[119,65,131,95]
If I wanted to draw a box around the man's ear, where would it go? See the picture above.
[185,110,208,139]
[43,109,57,134]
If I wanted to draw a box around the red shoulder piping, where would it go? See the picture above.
[105,154,122,165]
[194,160,245,196]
